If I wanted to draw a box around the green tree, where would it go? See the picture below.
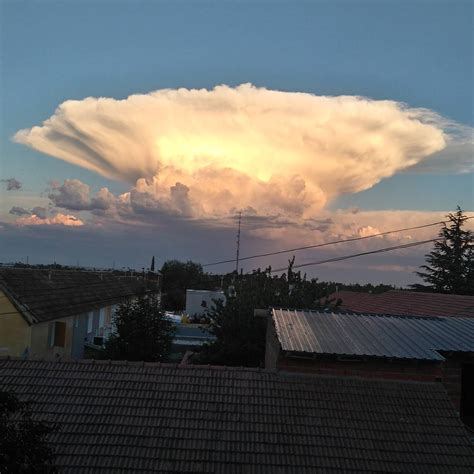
[160,260,217,310]
[0,391,57,473]
[194,259,327,367]
[104,295,175,362]
[416,207,473,295]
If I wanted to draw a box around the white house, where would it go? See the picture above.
[185,289,225,319]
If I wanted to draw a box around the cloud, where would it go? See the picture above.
[2,178,22,191]
[48,179,115,211]
[8,205,49,218]
[15,213,84,227]
[9,206,31,216]
[15,84,465,222]
[32,206,48,219]
[403,122,473,174]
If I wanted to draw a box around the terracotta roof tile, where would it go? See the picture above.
[327,290,474,318]
[1,359,473,472]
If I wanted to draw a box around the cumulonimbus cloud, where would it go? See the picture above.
[14,84,469,220]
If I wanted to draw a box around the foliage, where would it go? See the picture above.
[104,295,176,362]
[160,260,219,310]
[415,207,474,295]
[0,391,57,473]
[193,258,328,367]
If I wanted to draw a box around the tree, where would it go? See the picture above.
[160,260,217,310]
[104,295,175,362]
[150,256,155,272]
[193,259,327,367]
[0,391,57,472]
[416,207,474,295]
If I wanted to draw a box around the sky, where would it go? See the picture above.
[0,0,473,286]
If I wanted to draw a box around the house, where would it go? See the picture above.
[1,358,473,472]
[185,289,225,320]
[265,308,474,428]
[325,289,474,318]
[0,268,160,359]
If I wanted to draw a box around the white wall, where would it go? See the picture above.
[185,290,225,317]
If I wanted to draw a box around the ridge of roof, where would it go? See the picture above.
[0,356,442,386]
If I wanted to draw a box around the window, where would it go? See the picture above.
[54,322,66,347]
[99,308,105,328]
[49,321,66,348]
[87,312,93,333]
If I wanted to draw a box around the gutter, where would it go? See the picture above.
[0,284,36,325]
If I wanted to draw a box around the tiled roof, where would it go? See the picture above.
[272,308,474,361]
[1,358,473,473]
[0,269,157,323]
[328,290,474,318]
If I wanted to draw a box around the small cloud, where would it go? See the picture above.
[2,178,22,191]
[48,179,115,212]
[9,206,30,216]
[15,213,84,227]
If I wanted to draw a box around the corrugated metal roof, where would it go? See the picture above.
[272,308,474,361]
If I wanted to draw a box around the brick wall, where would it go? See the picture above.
[277,356,443,382]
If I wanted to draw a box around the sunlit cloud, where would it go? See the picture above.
[15,212,84,227]
[15,84,467,222]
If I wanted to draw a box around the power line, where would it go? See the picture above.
[203,218,473,268]
[270,238,437,273]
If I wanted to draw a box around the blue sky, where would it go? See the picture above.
[0,1,472,282]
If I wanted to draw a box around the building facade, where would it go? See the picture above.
[0,268,159,359]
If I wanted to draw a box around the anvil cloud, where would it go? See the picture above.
[14,84,459,221]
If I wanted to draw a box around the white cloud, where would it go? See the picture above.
[48,179,115,212]
[15,84,462,222]
[15,213,84,227]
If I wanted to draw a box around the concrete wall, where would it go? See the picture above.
[0,290,30,356]
[30,315,75,358]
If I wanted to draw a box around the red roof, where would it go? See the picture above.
[326,290,474,318]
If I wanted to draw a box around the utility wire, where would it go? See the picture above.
[270,238,437,273]
[202,220,458,267]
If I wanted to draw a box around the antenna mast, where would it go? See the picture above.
[235,211,242,273]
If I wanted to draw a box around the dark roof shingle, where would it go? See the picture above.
[272,308,474,360]
[0,269,157,323]
[0,358,473,473]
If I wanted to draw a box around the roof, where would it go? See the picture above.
[0,268,157,324]
[272,308,474,361]
[1,358,473,473]
[328,290,474,318]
